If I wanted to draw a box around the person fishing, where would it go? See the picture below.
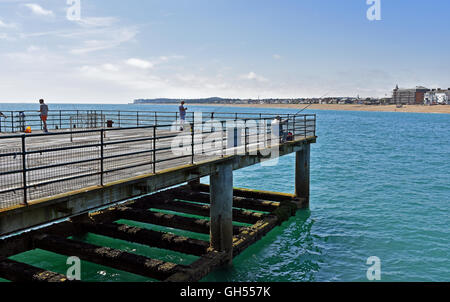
[179,101,187,131]
[271,115,289,143]
[293,92,329,116]
[0,112,6,133]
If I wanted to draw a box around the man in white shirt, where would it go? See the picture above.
[271,116,288,143]
[179,101,187,131]
[39,99,49,133]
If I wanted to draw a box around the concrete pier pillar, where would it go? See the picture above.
[295,144,310,207]
[209,163,233,263]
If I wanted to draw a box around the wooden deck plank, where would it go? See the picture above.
[75,221,209,256]
[0,259,70,282]
[33,234,184,281]
[116,207,244,235]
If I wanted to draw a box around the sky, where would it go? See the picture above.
[0,0,450,103]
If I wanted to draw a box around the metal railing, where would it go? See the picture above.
[0,110,309,133]
[0,113,316,209]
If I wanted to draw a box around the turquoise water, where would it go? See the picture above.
[206,109,450,282]
[1,103,449,282]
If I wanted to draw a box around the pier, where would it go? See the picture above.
[0,110,316,282]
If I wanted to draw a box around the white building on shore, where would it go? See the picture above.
[424,89,450,105]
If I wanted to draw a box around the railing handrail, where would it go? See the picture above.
[0,110,315,136]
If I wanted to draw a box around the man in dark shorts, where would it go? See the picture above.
[39,99,49,133]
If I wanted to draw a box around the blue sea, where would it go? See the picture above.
[1,103,449,282]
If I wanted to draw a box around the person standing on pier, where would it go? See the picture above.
[179,101,187,131]
[272,116,288,143]
[0,112,6,133]
[39,99,49,133]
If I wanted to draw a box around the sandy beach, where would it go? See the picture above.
[182,103,450,114]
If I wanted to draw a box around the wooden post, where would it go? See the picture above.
[209,163,233,264]
[295,144,310,208]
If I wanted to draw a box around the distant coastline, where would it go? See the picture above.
[141,103,450,114]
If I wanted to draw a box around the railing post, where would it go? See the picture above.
[137,111,139,127]
[287,114,290,134]
[292,115,297,140]
[118,111,121,128]
[100,129,104,186]
[314,115,316,137]
[221,121,225,157]
[304,115,307,138]
[154,112,157,126]
[191,123,195,164]
[11,112,14,132]
[21,135,28,205]
[244,124,248,155]
[153,126,156,174]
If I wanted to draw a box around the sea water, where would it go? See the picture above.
[1,103,449,282]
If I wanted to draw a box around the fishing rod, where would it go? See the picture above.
[294,91,330,116]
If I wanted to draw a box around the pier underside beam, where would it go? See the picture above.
[75,221,209,257]
[170,187,279,212]
[0,259,70,282]
[33,234,184,281]
[134,194,265,224]
[116,207,244,235]
[0,182,304,282]
[209,163,233,263]
[190,183,296,202]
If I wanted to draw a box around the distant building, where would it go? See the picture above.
[424,88,450,105]
[380,97,392,105]
[392,85,430,105]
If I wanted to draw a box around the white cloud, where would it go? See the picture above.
[124,55,184,69]
[75,17,119,28]
[70,27,138,54]
[240,71,268,82]
[0,19,16,29]
[24,3,54,17]
[273,54,282,60]
[125,58,154,69]
[102,63,119,72]
[27,45,41,52]
[79,64,166,91]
